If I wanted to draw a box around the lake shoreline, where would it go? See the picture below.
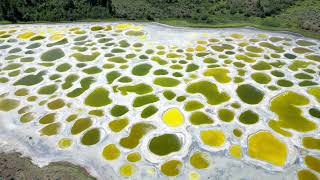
[1,19,319,40]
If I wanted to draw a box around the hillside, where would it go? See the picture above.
[0,0,319,38]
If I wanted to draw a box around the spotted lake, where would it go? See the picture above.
[0,22,319,180]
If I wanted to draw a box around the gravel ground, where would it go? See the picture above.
[0,152,96,180]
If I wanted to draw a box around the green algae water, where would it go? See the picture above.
[0,22,319,180]
[190,151,210,169]
[110,105,129,117]
[186,80,230,105]
[184,100,204,111]
[14,71,45,86]
[120,122,156,149]
[153,77,180,87]
[71,118,92,135]
[236,84,264,104]
[218,109,234,122]
[84,87,112,107]
[109,118,129,132]
[41,48,65,61]
[239,110,259,124]
[148,134,181,156]
[189,111,214,125]
[141,105,158,118]
[80,128,101,145]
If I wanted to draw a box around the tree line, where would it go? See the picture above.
[0,0,297,22]
[0,0,112,22]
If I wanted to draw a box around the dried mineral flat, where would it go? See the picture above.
[0,22,319,180]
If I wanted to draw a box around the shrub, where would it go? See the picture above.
[297,9,320,33]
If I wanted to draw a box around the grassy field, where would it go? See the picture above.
[0,21,11,24]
